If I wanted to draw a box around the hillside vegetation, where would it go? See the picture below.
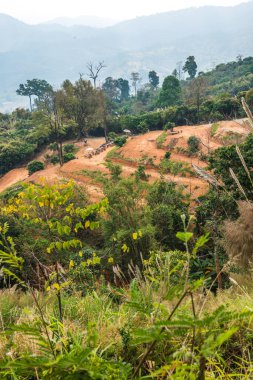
[1,1,253,109]
[0,50,253,378]
[1,55,253,177]
[1,125,253,377]
[203,56,253,96]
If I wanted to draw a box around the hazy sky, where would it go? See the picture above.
[0,0,251,23]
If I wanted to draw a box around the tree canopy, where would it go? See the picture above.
[158,75,181,107]
[183,56,198,79]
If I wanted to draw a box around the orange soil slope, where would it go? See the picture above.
[0,119,249,200]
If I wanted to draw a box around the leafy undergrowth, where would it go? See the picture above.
[1,143,253,378]
[0,283,253,379]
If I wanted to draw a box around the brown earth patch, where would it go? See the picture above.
[0,120,249,201]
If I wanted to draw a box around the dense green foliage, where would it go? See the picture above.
[1,99,253,377]
[202,56,253,96]
[158,75,181,107]
[0,177,252,378]
[63,152,76,162]
[1,12,253,378]
[187,136,201,154]
[27,160,45,175]
[209,133,253,200]
[0,56,252,176]
[183,56,198,79]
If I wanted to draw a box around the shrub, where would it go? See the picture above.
[187,136,201,153]
[50,155,60,165]
[108,133,128,147]
[164,151,171,159]
[0,140,36,175]
[211,122,220,137]
[156,131,167,149]
[63,153,76,163]
[163,121,175,132]
[63,143,75,153]
[108,132,118,141]
[48,142,58,151]
[160,159,193,177]
[139,155,155,166]
[114,136,127,147]
[135,165,149,181]
[137,121,149,134]
[105,162,122,180]
[27,160,45,176]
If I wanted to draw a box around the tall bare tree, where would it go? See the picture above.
[176,61,183,81]
[130,72,141,97]
[86,61,106,88]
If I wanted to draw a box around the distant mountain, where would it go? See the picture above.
[46,15,122,28]
[0,1,253,111]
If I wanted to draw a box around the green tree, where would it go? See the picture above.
[137,84,155,107]
[183,76,208,121]
[102,77,120,101]
[209,134,253,200]
[34,89,69,165]
[147,181,189,250]
[101,178,156,270]
[116,78,130,101]
[60,77,106,139]
[0,181,107,313]
[183,56,198,79]
[213,95,241,119]
[16,79,53,111]
[158,75,181,107]
[148,70,159,88]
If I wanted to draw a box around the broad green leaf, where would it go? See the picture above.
[176,231,193,243]
[193,233,210,255]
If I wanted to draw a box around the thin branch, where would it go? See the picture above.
[132,289,189,378]
[30,287,56,359]
[87,61,106,88]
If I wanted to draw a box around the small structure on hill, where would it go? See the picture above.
[123,129,132,136]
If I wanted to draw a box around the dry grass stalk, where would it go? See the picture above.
[223,201,253,269]
[229,168,248,201]
[242,97,253,129]
[236,145,253,186]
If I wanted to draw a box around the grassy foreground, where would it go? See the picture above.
[0,274,253,379]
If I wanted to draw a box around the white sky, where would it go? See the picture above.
[0,0,251,24]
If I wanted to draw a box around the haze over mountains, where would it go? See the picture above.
[0,1,253,111]
[46,16,122,28]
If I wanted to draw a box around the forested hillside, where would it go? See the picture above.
[1,6,253,377]
[203,56,253,95]
[1,55,253,176]
[1,1,253,110]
